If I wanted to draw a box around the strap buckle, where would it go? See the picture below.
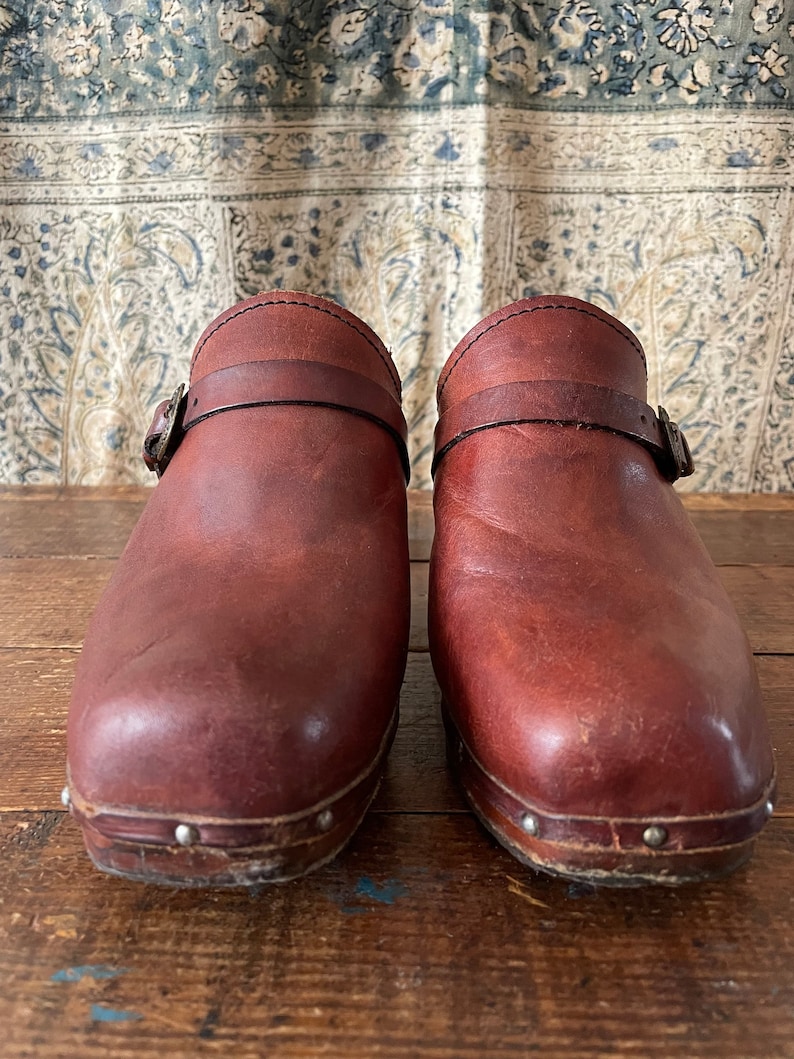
[657,406,694,482]
[142,384,186,478]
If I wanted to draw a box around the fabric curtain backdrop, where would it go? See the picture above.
[0,0,792,489]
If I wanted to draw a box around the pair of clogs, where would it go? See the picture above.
[64,292,776,888]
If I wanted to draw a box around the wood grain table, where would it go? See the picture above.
[1,487,792,1058]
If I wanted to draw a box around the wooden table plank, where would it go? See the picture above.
[0,499,145,559]
[0,559,113,649]
[0,649,74,812]
[717,566,794,655]
[0,486,150,502]
[680,494,794,511]
[0,809,792,1059]
[685,510,794,567]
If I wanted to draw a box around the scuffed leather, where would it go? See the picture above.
[68,291,410,820]
[430,295,774,822]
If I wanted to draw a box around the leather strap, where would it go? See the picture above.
[432,379,694,482]
[143,360,410,482]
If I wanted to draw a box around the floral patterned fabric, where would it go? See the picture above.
[1,1,793,488]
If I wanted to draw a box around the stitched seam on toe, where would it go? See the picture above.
[191,299,401,396]
[438,304,646,401]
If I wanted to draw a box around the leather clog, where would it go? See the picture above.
[429,295,776,885]
[65,291,410,887]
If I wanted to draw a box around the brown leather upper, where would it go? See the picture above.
[429,296,774,823]
[68,291,410,821]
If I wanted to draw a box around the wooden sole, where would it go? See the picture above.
[77,798,377,889]
[443,707,775,887]
[66,711,397,888]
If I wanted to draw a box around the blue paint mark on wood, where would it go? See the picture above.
[325,874,411,913]
[354,876,408,905]
[51,965,129,982]
[89,1004,143,1023]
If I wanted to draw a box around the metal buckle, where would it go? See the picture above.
[658,406,694,482]
[143,383,186,478]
